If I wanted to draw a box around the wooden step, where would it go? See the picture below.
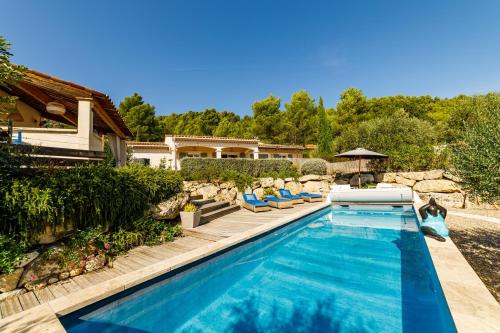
[200,205,241,224]
[189,194,203,201]
[199,201,229,214]
[191,198,215,207]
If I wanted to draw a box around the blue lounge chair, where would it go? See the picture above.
[241,194,272,212]
[264,196,293,209]
[278,189,304,204]
[298,192,324,202]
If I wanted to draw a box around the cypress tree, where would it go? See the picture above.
[317,97,333,158]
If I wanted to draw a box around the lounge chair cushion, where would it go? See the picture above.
[299,192,322,198]
[278,189,303,200]
[264,196,290,202]
[243,194,269,207]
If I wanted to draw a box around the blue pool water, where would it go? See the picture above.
[62,205,456,333]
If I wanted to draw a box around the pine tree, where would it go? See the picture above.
[317,97,333,158]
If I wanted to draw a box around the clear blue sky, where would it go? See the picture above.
[2,0,500,116]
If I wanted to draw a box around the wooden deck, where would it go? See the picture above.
[0,202,325,322]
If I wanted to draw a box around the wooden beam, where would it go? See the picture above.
[24,72,92,99]
[16,82,78,126]
[92,99,127,138]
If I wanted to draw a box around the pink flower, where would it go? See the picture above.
[30,274,37,281]
[80,260,86,268]
[104,243,110,250]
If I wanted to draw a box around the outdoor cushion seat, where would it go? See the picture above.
[241,194,272,212]
[264,196,293,209]
[278,189,305,204]
[298,192,324,202]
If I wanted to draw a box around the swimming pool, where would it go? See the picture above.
[61,205,456,332]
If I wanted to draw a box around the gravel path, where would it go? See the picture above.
[446,210,500,302]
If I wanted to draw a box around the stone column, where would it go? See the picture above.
[172,144,178,170]
[77,97,93,150]
[215,147,223,159]
[253,147,259,159]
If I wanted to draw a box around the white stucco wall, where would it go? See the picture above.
[130,148,173,168]
[0,89,42,127]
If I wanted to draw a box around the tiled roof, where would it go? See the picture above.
[167,134,259,144]
[258,143,305,150]
[127,141,170,149]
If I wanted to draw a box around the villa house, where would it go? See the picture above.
[0,70,131,165]
[128,134,304,169]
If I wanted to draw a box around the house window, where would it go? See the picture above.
[288,154,293,158]
[201,153,208,158]
[259,154,269,159]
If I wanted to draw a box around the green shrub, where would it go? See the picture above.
[263,187,276,196]
[0,235,27,274]
[221,170,254,191]
[301,159,327,175]
[331,109,441,171]
[452,95,500,203]
[0,163,183,239]
[180,158,295,180]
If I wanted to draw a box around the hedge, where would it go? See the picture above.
[300,159,328,175]
[0,163,183,240]
[180,158,297,180]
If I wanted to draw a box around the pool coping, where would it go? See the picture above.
[0,202,331,333]
[2,201,498,332]
[414,203,500,333]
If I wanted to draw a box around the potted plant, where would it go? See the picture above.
[180,203,201,228]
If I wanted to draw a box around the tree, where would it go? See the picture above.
[118,93,161,141]
[317,97,333,158]
[0,36,25,135]
[332,109,439,171]
[251,95,287,143]
[284,90,317,145]
[452,94,500,203]
[117,93,143,117]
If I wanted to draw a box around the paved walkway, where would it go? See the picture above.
[0,202,327,332]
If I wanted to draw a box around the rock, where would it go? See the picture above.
[85,254,106,272]
[253,187,265,199]
[320,175,334,182]
[284,182,303,195]
[299,175,321,182]
[423,169,444,180]
[303,181,322,193]
[464,196,500,210]
[397,172,425,181]
[0,288,26,302]
[334,179,349,185]
[375,172,397,183]
[395,176,416,187]
[350,174,375,186]
[24,280,47,291]
[284,177,294,182]
[37,224,74,245]
[443,171,462,183]
[198,184,219,199]
[69,268,82,277]
[59,272,70,280]
[219,182,232,189]
[414,180,460,193]
[15,251,39,269]
[47,277,58,284]
[18,248,65,288]
[0,268,24,293]
[152,193,189,220]
[259,177,274,188]
[418,192,465,209]
[274,178,285,189]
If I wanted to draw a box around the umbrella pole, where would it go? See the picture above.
[358,158,361,188]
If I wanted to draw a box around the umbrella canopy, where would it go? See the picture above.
[335,148,388,159]
[335,148,388,187]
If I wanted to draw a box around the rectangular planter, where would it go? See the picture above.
[180,211,201,228]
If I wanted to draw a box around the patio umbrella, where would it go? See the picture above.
[335,148,388,188]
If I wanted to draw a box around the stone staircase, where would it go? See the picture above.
[191,198,240,225]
